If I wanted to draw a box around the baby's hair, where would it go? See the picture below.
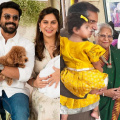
[67,13,88,35]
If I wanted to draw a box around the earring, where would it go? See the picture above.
[57,29,58,32]
[39,27,41,32]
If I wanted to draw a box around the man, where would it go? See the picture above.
[60,1,99,38]
[60,2,99,120]
[0,1,34,120]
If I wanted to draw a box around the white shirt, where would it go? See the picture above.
[0,30,35,97]
[38,55,60,98]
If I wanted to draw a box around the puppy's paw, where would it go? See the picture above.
[0,73,5,79]
[7,79,13,86]
[19,64,25,68]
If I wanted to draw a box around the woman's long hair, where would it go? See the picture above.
[35,7,60,61]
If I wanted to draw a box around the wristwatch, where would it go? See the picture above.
[0,64,4,73]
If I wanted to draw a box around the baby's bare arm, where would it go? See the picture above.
[92,60,103,72]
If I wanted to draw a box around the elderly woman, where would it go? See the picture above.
[94,23,120,120]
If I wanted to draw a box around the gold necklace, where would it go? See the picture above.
[101,46,112,68]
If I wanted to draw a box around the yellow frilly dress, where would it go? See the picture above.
[60,37,108,110]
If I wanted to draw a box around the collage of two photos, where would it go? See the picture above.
[0,0,120,120]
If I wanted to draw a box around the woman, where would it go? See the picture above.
[94,23,120,120]
[28,7,60,120]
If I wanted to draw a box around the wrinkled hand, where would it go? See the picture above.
[96,88,119,98]
[112,87,120,100]
[48,66,60,88]
[33,75,49,88]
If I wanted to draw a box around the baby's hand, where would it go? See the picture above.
[99,87,107,92]
[89,89,100,94]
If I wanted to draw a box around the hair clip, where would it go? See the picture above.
[80,15,88,22]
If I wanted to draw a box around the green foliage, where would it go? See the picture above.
[12,0,47,26]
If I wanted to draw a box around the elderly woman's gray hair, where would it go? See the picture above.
[95,23,113,36]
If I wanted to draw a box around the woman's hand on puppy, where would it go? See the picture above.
[48,66,60,88]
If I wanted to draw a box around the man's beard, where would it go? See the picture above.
[1,22,18,34]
